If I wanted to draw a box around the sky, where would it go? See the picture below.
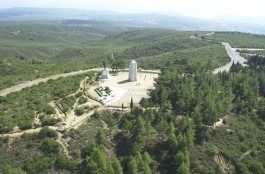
[2,0,265,19]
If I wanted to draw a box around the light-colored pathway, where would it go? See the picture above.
[0,68,101,97]
[1,126,56,138]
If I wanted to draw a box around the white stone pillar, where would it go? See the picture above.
[128,60,137,82]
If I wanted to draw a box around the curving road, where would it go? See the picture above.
[193,32,248,74]
[213,42,247,74]
[0,68,102,97]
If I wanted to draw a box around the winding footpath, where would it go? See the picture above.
[0,68,101,97]
[2,126,56,138]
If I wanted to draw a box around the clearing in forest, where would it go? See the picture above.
[88,71,159,107]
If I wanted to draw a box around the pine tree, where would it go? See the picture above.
[96,129,105,147]
[142,162,151,174]
[140,98,148,108]
[169,129,178,151]
[173,151,185,172]
[185,119,195,147]
[132,135,145,153]
[93,147,107,173]
[128,156,138,174]
[107,164,115,174]
[144,109,155,123]
[86,157,99,174]
[136,151,144,172]
[159,88,168,106]
[130,97,134,109]
[157,118,167,135]
[143,151,153,165]
[134,117,145,136]
[177,162,189,174]
[111,156,123,174]
[177,133,186,150]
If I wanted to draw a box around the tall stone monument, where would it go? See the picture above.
[101,60,110,79]
[128,60,137,82]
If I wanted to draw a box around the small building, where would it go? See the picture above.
[128,60,137,82]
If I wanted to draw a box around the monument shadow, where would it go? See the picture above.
[118,79,130,84]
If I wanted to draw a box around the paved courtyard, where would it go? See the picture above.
[88,71,159,107]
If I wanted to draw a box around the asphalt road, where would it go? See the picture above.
[213,42,247,74]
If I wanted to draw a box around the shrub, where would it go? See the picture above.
[40,138,60,154]
[18,119,32,130]
[75,107,85,116]
[91,111,100,120]
[38,126,58,139]
[75,92,83,98]
[23,156,53,174]
[54,154,77,172]
[2,164,25,174]
[206,147,219,156]
[105,86,111,94]
[42,117,60,126]
[78,96,88,105]
[0,136,9,146]
[81,143,96,158]
[43,105,56,115]
[0,96,7,103]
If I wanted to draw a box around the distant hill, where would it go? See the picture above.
[1,7,265,34]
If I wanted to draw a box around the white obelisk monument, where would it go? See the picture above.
[128,60,137,82]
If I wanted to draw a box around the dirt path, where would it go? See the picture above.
[240,150,252,160]
[0,68,101,97]
[1,126,56,138]
[49,101,66,119]
[214,154,235,174]
[68,106,105,129]
[1,126,71,158]
[101,120,109,130]
[57,132,71,158]
[1,68,135,137]
[214,118,224,127]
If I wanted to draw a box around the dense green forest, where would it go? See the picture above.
[1,23,265,174]
[1,54,265,173]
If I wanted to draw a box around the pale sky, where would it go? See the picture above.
[1,0,265,18]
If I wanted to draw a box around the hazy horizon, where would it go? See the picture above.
[2,0,265,19]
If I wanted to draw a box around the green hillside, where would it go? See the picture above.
[207,32,265,48]
[1,23,265,174]
[0,24,231,90]
[1,56,265,174]
[0,22,126,60]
